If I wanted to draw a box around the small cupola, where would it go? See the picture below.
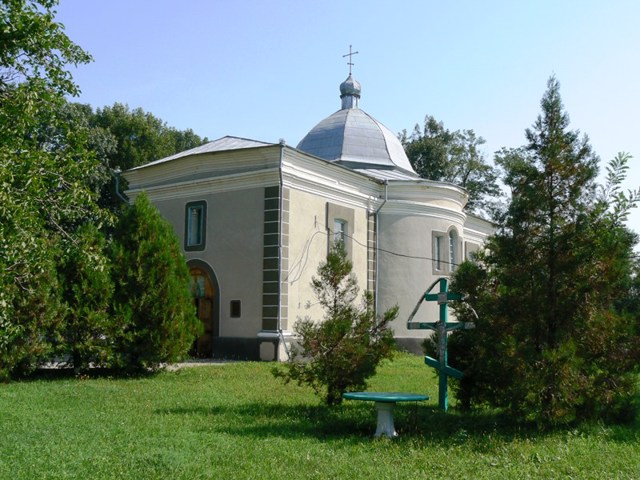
[339,75,361,109]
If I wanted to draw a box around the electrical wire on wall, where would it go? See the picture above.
[285,226,326,284]
[285,220,461,285]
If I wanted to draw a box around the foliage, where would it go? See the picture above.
[400,116,501,216]
[43,100,208,212]
[274,244,397,405]
[32,98,209,213]
[56,224,114,373]
[0,0,107,380]
[93,102,208,171]
[0,1,207,379]
[0,237,61,381]
[0,0,91,94]
[109,193,201,372]
[449,77,640,425]
[55,102,118,196]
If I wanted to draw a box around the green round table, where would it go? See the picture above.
[343,392,429,438]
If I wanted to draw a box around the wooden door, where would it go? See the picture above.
[189,267,216,357]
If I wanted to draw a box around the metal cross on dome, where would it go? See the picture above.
[407,277,474,412]
[343,45,359,75]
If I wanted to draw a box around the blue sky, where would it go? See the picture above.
[56,0,640,232]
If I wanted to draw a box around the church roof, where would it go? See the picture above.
[297,75,418,178]
[131,136,274,170]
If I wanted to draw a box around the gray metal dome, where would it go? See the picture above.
[297,76,417,176]
[340,74,361,98]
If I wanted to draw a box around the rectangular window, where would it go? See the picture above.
[434,235,442,270]
[326,202,354,258]
[188,207,203,245]
[465,242,479,261]
[185,201,207,251]
[334,219,347,246]
[230,300,241,318]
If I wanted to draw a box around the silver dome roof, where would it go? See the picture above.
[297,76,417,176]
[340,74,361,98]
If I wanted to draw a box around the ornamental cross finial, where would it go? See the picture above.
[342,45,359,75]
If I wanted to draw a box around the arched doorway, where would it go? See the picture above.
[187,260,220,358]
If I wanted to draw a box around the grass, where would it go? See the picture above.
[1,353,639,479]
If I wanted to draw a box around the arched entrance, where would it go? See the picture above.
[187,260,220,358]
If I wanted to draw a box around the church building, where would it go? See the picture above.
[124,72,493,361]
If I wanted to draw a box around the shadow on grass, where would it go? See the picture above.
[157,403,372,439]
[14,366,155,382]
[154,401,563,447]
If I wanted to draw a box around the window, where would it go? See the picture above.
[465,241,479,261]
[449,230,458,271]
[326,202,354,258]
[188,206,204,245]
[334,219,347,246]
[185,201,207,251]
[433,229,459,274]
[230,300,241,318]
[434,235,443,271]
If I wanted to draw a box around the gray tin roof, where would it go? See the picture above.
[297,75,417,177]
[131,136,274,170]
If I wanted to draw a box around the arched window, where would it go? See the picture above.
[449,230,458,271]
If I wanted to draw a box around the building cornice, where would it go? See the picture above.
[124,143,473,227]
[281,147,469,214]
[463,214,496,243]
[384,181,467,207]
[381,200,467,224]
[126,168,281,201]
[125,145,282,191]
[281,149,381,210]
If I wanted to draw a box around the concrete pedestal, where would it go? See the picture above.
[374,402,397,438]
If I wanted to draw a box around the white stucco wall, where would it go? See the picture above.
[151,187,265,338]
[377,213,455,338]
[285,188,370,329]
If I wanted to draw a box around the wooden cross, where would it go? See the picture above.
[342,45,359,75]
[407,277,473,412]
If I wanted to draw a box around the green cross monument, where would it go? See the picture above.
[407,277,473,411]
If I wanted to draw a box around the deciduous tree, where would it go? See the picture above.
[93,103,208,171]
[0,2,206,379]
[401,116,501,216]
[0,0,104,379]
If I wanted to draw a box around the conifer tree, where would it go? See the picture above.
[274,244,397,406]
[57,224,114,373]
[449,77,640,424]
[110,193,201,372]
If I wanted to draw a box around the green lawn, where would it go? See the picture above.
[1,353,638,479]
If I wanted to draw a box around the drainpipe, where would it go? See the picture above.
[277,140,291,360]
[113,166,128,203]
[374,180,388,314]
